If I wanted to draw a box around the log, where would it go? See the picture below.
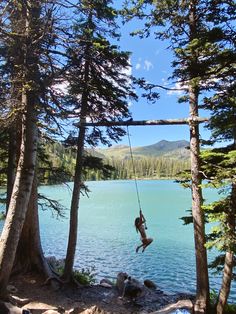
[74,117,209,128]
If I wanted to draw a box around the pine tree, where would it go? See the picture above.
[0,0,64,294]
[201,45,236,311]
[0,0,41,297]
[62,0,137,282]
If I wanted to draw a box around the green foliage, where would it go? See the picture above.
[73,267,96,286]
[65,0,137,148]
[105,156,190,180]
[224,303,236,314]
[209,289,218,306]
[0,211,6,220]
[123,1,235,308]
[55,262,96,285]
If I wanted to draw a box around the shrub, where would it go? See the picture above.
[73,267,96,286]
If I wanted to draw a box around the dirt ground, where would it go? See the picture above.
[6,273,194,314]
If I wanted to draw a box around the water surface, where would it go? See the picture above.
[1,180,235,301]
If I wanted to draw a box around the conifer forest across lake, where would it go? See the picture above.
[1,179,235,302]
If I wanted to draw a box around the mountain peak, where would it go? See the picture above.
[96,140,190,160]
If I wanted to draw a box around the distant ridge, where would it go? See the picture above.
[95,140,190,160]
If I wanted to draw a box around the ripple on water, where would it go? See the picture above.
[36,180,236,302]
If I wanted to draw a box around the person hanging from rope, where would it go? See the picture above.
[135,209,153,253]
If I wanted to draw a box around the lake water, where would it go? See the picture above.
[1,180,235,301]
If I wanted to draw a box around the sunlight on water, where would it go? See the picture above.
[1,180,235,301]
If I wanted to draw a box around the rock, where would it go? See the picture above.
[150,299,193,314]
[144,279,157,289]
[9,295,31,306]
[66,307,84,314]
[46,256,65,272]
[0,302,10,314]
[100,278,113,286]
[79,305,109,314]
[99,282,113,288]
[122,279,142,300]
[7,284,18,293]
[0,301,23,314]
[116,272,148,300]
[99,278,113,288]
[120,276,144,300]
[42,311,61,314]
[116,272,128,294]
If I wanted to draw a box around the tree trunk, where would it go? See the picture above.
[62,119,86,282]
[13,172,52,278]
[62,15,92,281]
[216,149,236,314]
[6,128,17,212]
[188,1,210,312]
[0,92,38,298]
[0,1,40,297]
[216,251,234,314]
[189,85,210,313]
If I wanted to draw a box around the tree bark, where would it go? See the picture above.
[0,92,38,298]
[216,126,236,314]
[63,13,92,280]
[6,128,17,212]
[188,1,210,312]
[0,0,40,298]
[13,172,52,278]
[62,119,86,282]
[216,251,234,314]
[189,85,210,313]
[74,117,208,127]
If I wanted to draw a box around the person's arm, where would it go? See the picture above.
[139,210,146,224]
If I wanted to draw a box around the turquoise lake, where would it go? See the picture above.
[1,180,235,301]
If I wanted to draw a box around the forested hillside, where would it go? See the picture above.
[45,140,190,182]
[97,140,190,159]
[0,139,190,185]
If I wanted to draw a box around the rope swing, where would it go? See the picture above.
[127,126,153,252]
[126,126,142,213]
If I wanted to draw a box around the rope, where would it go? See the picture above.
[127,126,142,212]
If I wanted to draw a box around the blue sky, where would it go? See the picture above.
[112,14,211,148]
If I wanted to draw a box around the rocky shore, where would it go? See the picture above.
[1,272,194,314]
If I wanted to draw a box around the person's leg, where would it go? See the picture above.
[136,244,143,253]
[142,238,153,252]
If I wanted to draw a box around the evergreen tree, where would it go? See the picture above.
[0,0,42,297]
[0,0,65,294]
[201,44,236,311]
[62,0,137,281]
[123,1,222,309]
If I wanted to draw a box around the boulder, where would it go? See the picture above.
[122,277,142,300]
[116,273,144,300]
[7,284,18,294]
[144,279,157,289]
[0,301,24,314]
[46,256,65,272]
[116,272,128,294]
[99,279,113,288]
[9,295,31,306]
[79,305,109,314]
[150,299,193,314]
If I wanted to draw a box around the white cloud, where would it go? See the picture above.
[144,60,154,71]
[167,81,188,95]
[135,63,141,70]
